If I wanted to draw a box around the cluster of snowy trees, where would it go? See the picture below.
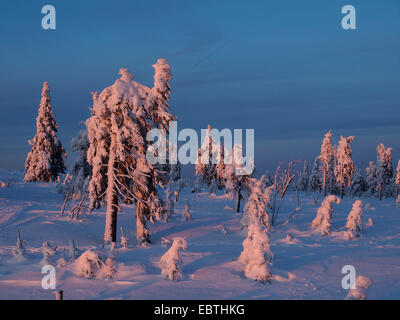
[295,131,398,200]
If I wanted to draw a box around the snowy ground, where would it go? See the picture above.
[0,172,399,300]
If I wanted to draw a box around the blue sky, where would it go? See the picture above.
[0,0,399,174]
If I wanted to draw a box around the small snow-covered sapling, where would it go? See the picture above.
[182,200,191,221]
[120,227,129,248]
[159,234,191,280]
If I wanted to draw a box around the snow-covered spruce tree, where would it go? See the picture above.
[345,200,363,240]
[70,130,91,199]
[297,160,309,192]
[334,136,355,198]
[169,162,181,187]
[195,125,218,188]
[376,143,394,200]
[309,157,322,193]
[350,167,367,197]
[240,176,271,231]
[159,236,189,280]
[238,178,273,283]
[182,200,191,221]
[215,143,226,190]
[319,131,336,196]
[311,195,340,236]
[86,59,175,244]
[365,161,378,196]
[24,81,66,182]
[224,144,252,212]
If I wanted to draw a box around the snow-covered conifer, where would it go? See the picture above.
[334,136,355,198]
[224,144,252,212]
[159,236,189,280]
[86,59,176,244]
[182,200,191,221]
[311,195,340,235]
[297,160,310,192]
[195,125,218,187]
[309,157,322,193]
[70,130,91,199]
[376,143,394,200]
[350,167,367,197]
[365,161,378,196]
[319,131,336,196]
[238,188,273,283]
[345,200,363,240]
[24,81,66,182]
[240,176,271,231]
[165,186,175,218]
[394,160,400,200]
[215,143,226,189]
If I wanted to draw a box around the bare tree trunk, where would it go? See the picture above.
[104,134,119,244]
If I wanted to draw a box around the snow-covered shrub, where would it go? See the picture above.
[345,200,363,240]
[24,81,66,182]
[40,242,57,267]
[75,249,103,279]
[346,275,372,300]
[159,237,188,280]
[219,224,228,235]
[311,195,341,235]
[182,200,191,221]
[57,249,68,267]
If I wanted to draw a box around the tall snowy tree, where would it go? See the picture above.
[24,81,66,182]
[319,131,336,196]
[215,143,226,189]
[334,136,355,198]
[86,59,175,244]
[309,157,322,193]
[376,143,394,200]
